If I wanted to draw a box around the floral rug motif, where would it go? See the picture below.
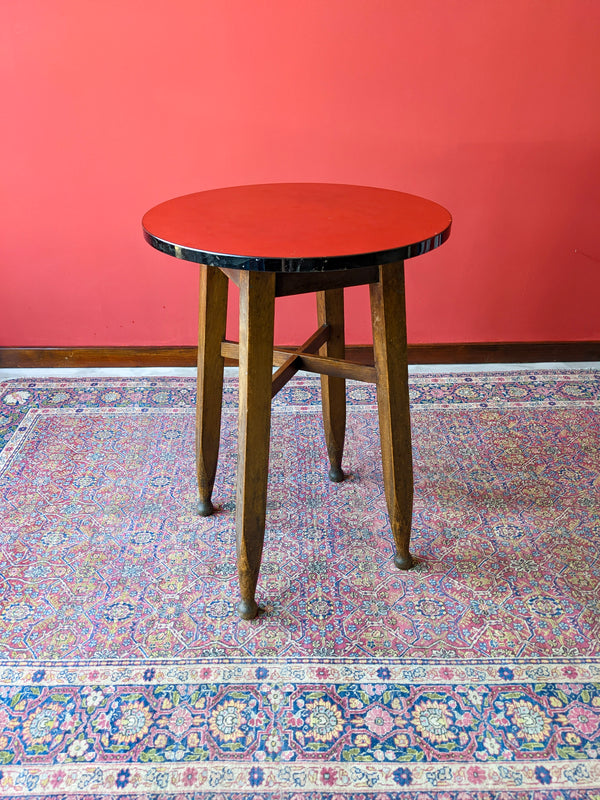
[0,371,599,798]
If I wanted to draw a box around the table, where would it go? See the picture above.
[143,183,452,619]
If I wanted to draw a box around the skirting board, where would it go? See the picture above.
[1,342,599,368]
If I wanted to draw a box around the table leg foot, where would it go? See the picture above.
[197,500,215,517]
[328,466,345,483]
[394,552,415,570]
[237,598,259,620]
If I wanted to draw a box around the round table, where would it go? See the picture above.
[143,183,452,619]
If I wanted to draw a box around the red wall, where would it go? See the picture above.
[2,0,599,347]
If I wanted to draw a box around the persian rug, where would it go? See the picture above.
[0,370,599,800]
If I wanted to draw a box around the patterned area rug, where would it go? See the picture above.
[0,371,599,799]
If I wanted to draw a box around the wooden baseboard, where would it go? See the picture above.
[0,347,199,369]
[0,342,599,369]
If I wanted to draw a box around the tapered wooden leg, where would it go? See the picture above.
[235,270,276,619]
[196,265,228,516]
[369,262,414,570]
[317,289,346,482]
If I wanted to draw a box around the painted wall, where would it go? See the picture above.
[2,0,599,347]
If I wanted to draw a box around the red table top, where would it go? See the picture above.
[142,183,451,272]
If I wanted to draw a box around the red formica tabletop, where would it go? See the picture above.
[142,183,452,272]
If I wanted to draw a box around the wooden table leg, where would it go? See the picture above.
[196,265,228,516]
[235,270,276,619]
[369,262,414,570]
[317,288,346,482]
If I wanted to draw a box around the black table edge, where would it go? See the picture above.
[142,225,452,273]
